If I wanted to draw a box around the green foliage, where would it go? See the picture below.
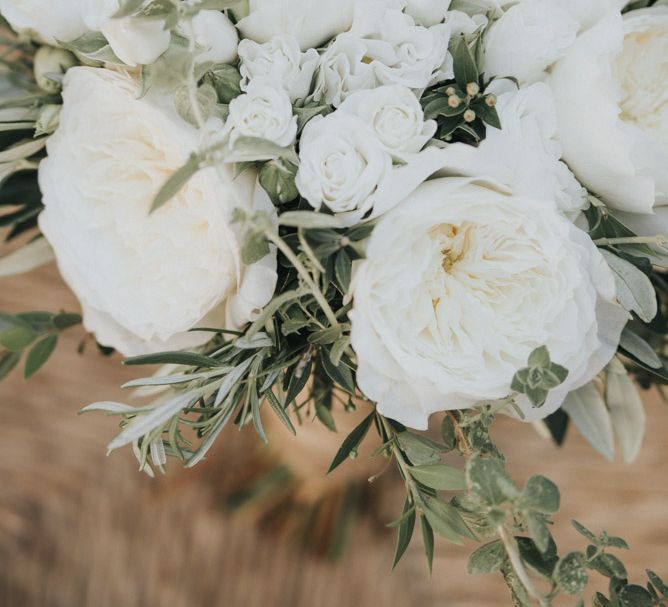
[511,346,569,408]
[0,310,81,380]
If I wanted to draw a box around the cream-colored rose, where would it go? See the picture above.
[38,67,277,356]
[0,0,87,44]
[236,0,357,51]
[550,8,668,214]
[350,178,627,429]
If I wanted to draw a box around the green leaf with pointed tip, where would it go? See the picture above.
[24,333,58,379]
[452,37,479,90]
[392,497,416,569]
[617,585,654,607]
[410,464,466,491]
[468,540,505,575]
[327,411,374,474]
[150,154,201,213]
[420,516,434,574]
[422,495,475,543]
[528,346,551,368]
[0,350,20,382]
[590,553,627,580]
[396,433,445,466]
[521,475,560,514]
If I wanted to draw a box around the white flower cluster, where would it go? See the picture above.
[3,0,666,429]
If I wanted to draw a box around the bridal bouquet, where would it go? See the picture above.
[0,0,667,603]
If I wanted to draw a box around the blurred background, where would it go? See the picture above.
[1,266,667,607]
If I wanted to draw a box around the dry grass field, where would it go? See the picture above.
[1,265,667,607]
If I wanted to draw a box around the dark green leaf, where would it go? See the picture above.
[590,553,627,580]
[646,571,668,598]
[517,536,559,578]
[468,540,505,575]
[24,333,58,379]
[335,249,352,293]
[123,351,220,368]
[593,592,612,607]
[265,389,296,436]
[0,324,36,351]
[617,585,654,607]
[0,350,20,381]
[453,37,479,90]
[392,497,416,568]
[327,411,374,473]
[420,516,434,574]
[53,312,82,330]
[544,409,569,446]
[441,415,457,451]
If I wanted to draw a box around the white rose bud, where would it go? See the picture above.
[549,8,668,214]
[404,0,452,26]
[337,85,437,156]
[33,46,77,93]
[236,0,357,51]
[350,178,627,430]
[182,10,239,65]
[38,67,278,356]
[81,0,171,67]
[225,81,298,148]
[483,0,578,84]
[238,35,319,102]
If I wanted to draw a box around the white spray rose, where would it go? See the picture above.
[0,0,87,43]
[315,7,452,106]
[238,35,319,102]
[337,85,436,156]
[225,81,298,148]
[296,109,447,223]
[550,8,668,214]
[483,0,578,84]
[404,0,452,26]
[438,83,586,215]
[350,178,627,430]
[188,10,239,65]
[38,67,277,356]
[236,0,357,51]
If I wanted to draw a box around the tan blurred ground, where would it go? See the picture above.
[1,266,667,607]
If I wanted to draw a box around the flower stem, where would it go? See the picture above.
[497,525,550,607]
[594,235,667,248]
[265,231,340,329]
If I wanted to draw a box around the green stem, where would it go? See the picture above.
[594,236,667,247]
[379,415,422,506]
[266,231,340,329]
[497,525,550,607]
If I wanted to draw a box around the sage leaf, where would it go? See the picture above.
[409,464,466,491]
[554,551,588,595]
[24,333,58,379]
[468,540,505,575]
[601,250,657,322]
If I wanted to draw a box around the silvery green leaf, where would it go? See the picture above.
[185,401,239,468]
[278,211,349,230]
[62,32,122,65]
[466,454,517,506]
[554,552,588,595]
[562,382,615,462]
[0,238,54,279]
[34,104,61,136]
[175,83,220,127]
[467,540,505,575]
[151,154,202,213]
[107,392,195,451]
[203,64,242,104]
[214,357,254,407]
[235,332,273,350]
[619,327,662,369]
[81,401,139,414]
[409,464,466,491]
[605,358,646,464]
[259,158,299,204]
[521,476,560,514]
[601,250,657,323]
[225,136,299,164]
[0,138,46,163]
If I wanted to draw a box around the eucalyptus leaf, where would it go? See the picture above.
[554,552,588,595]
[601,250,657,323]
[468,540,505,575]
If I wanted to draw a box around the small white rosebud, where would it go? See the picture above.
[466,82,480,97]
[485,94,497,107]
[445,86,456,96]
[464,110,476,123]
[33,46,77,93]
[448,95,462,108]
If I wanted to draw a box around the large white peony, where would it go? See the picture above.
[350,178,627,430]
[38,67,278,356]
[236,0,357,51]
[549,7,668,214]
[0,0,87,44]
[0,0,170,66]
[437,83,586,215]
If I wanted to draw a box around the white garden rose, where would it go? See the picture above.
[438,83,586,215]
[350,178,627,430]
[296,110,447,223]
[188,10,239,65]
[224,81,297,148]
[38,67,278,356]
[550,8,668,214]
[337,85,436,156]
[314,7,452,106]
[483,0,578,84]
[238,35,319,102]
[0,0,86,44]
[236,0,357,51]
